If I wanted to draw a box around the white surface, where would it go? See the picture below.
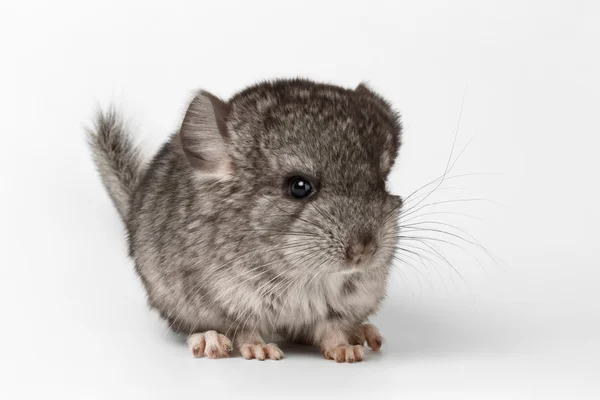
[1,1,599,399]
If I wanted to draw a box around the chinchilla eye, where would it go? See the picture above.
[289,176,315,199]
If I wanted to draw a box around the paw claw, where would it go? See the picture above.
[360,324,383,352]
[192,346,203,357]
[188,334,206,358]
[187,331,233,359]
[240,343,283,361]
[334,347,345,363]
[323,344,364,363]
[353,345,364,361]
[266,344,284,360]
[207,345,218,358]
[372,339,382,351]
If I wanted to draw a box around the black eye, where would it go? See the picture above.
[289,176,315,199]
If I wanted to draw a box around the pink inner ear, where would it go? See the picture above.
[179,91,232,175]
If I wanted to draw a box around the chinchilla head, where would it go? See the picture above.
[178,79,402,277]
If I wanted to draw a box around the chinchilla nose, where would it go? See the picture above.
[345,232,376,266]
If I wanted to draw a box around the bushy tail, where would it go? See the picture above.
[87,109,144,223]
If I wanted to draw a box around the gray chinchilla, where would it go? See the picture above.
[88,79,402,362]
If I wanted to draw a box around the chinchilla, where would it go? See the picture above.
[87,79,402,362]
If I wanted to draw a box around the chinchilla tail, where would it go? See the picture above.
[87,108,145,223]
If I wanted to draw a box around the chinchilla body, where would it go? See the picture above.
[88,79,402,360]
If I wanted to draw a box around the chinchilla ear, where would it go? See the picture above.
[179,90,233,175]
[355,83,392,111]
[355,83,402,176]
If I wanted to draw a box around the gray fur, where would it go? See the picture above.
[88,78,402,348]
[87,109,145,222]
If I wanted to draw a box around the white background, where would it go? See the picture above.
[1,1,599,399]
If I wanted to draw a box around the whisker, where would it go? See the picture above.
[188,242,320,312]
[399,210,483,225]
[230,250,326,337]
[390,253,431,290]
[397,238,468,289]
[394,243,451,294]
[403,186,468,205]
[401,89,471,217]
[400,197,504,222]
[260,194,326,233]
[397,225,499,265]
[308,201,338,228]
[383,241,458,289]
